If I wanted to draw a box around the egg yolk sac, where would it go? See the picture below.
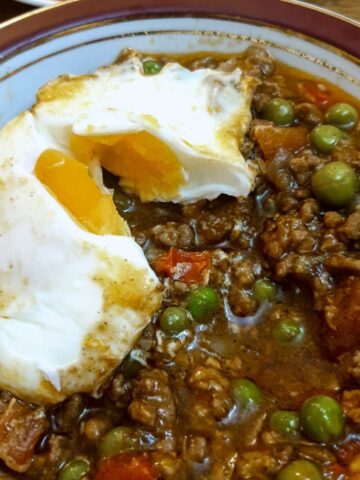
[70,131,185,202]
[35,149,130,236]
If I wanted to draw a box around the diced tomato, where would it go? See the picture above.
[0,398,48,472]
[337,442,360,465]
[153,247,210,284]
[253,124,308,160]
[96,453,158,480]
[298,81,332,108]
[328,463,347,479]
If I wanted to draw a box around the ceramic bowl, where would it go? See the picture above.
[0,0,359,129]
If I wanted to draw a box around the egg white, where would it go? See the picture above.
[34,57,256,202]
[0,112,161,404]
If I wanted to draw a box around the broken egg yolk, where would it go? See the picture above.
[70,131,185,202]
[35,150,129,236]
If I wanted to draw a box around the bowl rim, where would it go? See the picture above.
[1,0,360,61]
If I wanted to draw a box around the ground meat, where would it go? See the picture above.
[297,445,336,465]
[206,431,237,480]
[209,249,231,287]
[196,197,253,246]
[223,356,243,379]
[344,350,360,383]
[252,78,290,112]
[236,446,293,479]
[322,277,360,357]
[228,289,258,317]
[289,153,323,186]
[188,363,229,394]
[265,148,294,191]
[342,208,360,241]
[331,142,360,169]
[150,222,194,249]
[128,369,176,439]
[226,253,262,316]
[53,394,84,434]
[82,416,111,442]
[151,451,186,480]
[104,372,133,414]
[181,201,206,219]
[241,136,255,158]
[162,279,191,304]
[182,435,208,464]
[244,46,275,78]
[230,223,256,251]
[324,254,360,274]
[295,102,324,128]
[261,213,317,260]
[299,198,320,223]
[342,391,360,424]
[275,253,321,280]
[231,256,259,288]
[27,435,71,480]
[187,358,231,422]
[197,211,233,244]
[324,212,344,231]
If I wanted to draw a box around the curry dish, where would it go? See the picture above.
[1,47,360,480]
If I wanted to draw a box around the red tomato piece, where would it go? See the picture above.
[298,81,332,108]
[328,463,347,479]
[337,442,360,465]
[96,453,158,480]
[0,398,48,473]
[153,247,210,284]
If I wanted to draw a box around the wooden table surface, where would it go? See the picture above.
[1,0,360,25]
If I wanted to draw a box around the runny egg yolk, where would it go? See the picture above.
[35,150,129,235]
[70,131,185,202]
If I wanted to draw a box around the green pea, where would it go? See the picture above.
[263,98,295,126]
[253,278,277,302]
[311,161,357,208]
[270,411,300,438]
[186,287,220,322]
[300,395,344,444]
[58,460,90,480]
[277,460,323,480]
[121,352,143,378]
[273,320,304,343]
[325,103,358,130]
[98,426,138,458]
[143,60,161,75]
[309,125,342,153]
[232,379,262,410]
[159,306,190,334]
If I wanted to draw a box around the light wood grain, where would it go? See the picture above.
[0,0,359,29]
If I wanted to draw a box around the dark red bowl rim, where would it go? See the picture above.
[1,0,360,61]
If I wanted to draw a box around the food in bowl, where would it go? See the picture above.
[0,47,359,479]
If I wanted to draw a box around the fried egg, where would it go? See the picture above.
[0,55,255,404]
[0,112,162,404]
[34,56,256,202]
